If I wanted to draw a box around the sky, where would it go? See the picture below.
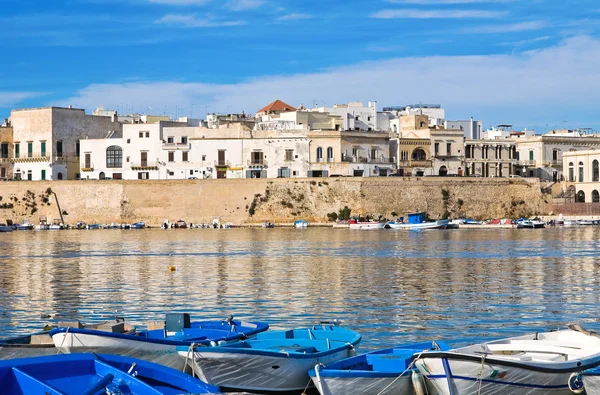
[1,0,600,132]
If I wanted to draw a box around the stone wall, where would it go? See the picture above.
[0,177,550,225]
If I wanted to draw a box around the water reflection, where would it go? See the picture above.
[0,227,599,349]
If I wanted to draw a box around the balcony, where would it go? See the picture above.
[12,152,51,163]
[214,160,231,168]
[342,156,395,164]
[81,164,94,172]
[406,160,433,168]
[130,161,159,170]
[247,159,268,168]
[162,142,191,150]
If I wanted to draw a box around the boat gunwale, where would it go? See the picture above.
[186,340,359,359]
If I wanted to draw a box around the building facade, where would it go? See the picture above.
[0,126,13,179]
[562,150,600,203]
[464,139,517,177]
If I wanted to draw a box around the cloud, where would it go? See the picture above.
[499,36,551,47]
[58,36,600,126]
[463,20,547,34]
[227,0,265,10]
[387,0,513,3]
[148,0,210,4]
[155,14,245,27]
[0,92,47,108]
[276,13,312,21]
[371,9,507,19]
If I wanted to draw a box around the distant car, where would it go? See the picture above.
[188,177,198,180]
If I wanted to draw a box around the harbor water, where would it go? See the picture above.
[1,227,600,349]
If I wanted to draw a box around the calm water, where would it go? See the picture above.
[1,227,600,349]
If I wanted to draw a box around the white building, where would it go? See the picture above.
[444,119,483,140]
[312,102,390,132]
[384,104,445,128]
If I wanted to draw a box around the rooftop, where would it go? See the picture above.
[256,99,296,114]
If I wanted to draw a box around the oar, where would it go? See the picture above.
[81,373,115,395]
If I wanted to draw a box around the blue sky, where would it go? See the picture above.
[1,0,600,131]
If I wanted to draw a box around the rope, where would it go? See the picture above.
[476,353,487,395]
[300,374,314,395]
[376,350,426,395]
[57,327,70,354]
[183,343,198,377]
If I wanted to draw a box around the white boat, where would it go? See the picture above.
[294,220,308,228]
[0,224,12,232]
[35,224,50,231]
[517,219,545,229]
[577,219,596,226]
[415,324,600,395]
[349,222,386,230]
[388,213,449,230]
[563,220,579,227]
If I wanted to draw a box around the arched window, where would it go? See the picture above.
[439,166,448,176]
[99,172,106,180]
[577,190,586,203]
[412,148,427,161]
[57,172,63,180]
[579,161,584,182]
[316,147,323,161]
[106,146,123,168]
[593,160,599,182]
[593,190,600,203]
[568,162,574,182]
[326,147,334,161]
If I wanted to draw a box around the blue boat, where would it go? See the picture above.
[51,314,269,371]
[0,353,220,394]
[309,341,450,395]
[177,324,362,392]
[86,223,102,230]
[293,219,308,228]
[132,222,146,229]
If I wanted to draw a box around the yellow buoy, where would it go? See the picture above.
[169,265,177,272]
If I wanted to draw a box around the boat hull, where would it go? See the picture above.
[312,373,413,395]
[52,332,186,370]
[0,226,12,232]
[349,222,386,230]
[583,374,600,394]
[388,220,449,230]
[188,348,353,392]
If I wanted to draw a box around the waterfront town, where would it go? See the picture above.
[0,99,599,205]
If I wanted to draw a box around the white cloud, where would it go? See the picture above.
[0,92,46,108]
[371,9,507,18]
[227,0,265,10]
[58,36,600,126]
[499,35,551,47]
[463,20,547,34]
[155,14,245,27]
[387,0,513,3]
[148,0,210,4]
[276,13,312,21]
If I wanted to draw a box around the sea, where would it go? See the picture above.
[1,227,599,349]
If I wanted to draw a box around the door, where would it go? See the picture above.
[141,152,147,167]
[41,170,46,180]
[218,150,226,166]
[0,167,5,178]
[85,153,91,168]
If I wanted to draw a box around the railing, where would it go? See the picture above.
[130,161,159,169]
[406,160,433,167]
[342,156,395,164]
[12,152,50,162]
[214,160,231,167]
[247,159,268,167]
[81,163,94,172]
[162,142,191,150]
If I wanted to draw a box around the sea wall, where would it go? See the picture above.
[0,177,550,225]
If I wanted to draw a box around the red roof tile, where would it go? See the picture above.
[257,99,296,114]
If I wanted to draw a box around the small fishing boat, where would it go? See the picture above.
[48,224,64,230]
[294,219,308,228]
[309,341,450,395]
[75,221,87,230]
[349,220,386,230]
[178,324,362,392]
[516,219,545,229]
[0,353,221,394]
[415,324,600,395]
[388,213,449,230]
[0,223,12,232]
[51,314,269,371]
[120,223,131,229]
[132,222,146,229]
[577,219,596,226]
[16,220,34,230]
[262,221,275,228]
[87,223,101,230]
[175,220,187,229]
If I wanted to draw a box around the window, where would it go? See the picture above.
[529,150,534,161]
[446,143,451,156]
[57,172,63,180]
[76,141,80,157]
[181,136,188,144]
[106,145,123,168]
[327,147,334,161]
[218,150,226,166]
[352,147,358,158]
[0,143,8,159]
[579,161,584,182]
[593,190,600,203]
[202,155,206,161]
[126,156,130,162]
[41,170,46,180]
[316,147,323,161]
[434,143,439,156]
[113,173,122,180]
[84,153,91,168]
[145,132,149,138]
[190,170,194,175]
[251,151,263,165]
[168,171,174,176]
[56,141,63,157]
[593,160,599,182]
[569,162,574,182]
[577,190,586,203]
[168,152,175,162]
[167,137,174,144]
[127,139,131,144]
[371,148,377,160]
[14,143,20,158]
[285,149,294,161]
[99,172,106,180]
[552,149,558,161]
[182,151,188,162]
[27,142,33,158]
[41,141,46,157]
[138,172,149,180]
[139,132,143,138]
[27,170,32,181]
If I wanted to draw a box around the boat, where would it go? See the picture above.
[0,352,221,394]
[262,221,275,228]
[578,219,596,226]
[563,219,579,227]
[174,220,187,229]
[120,223,131,229]
[349,220,386,230]
[309,340,451,395]
[415,324,600,395]
[388,213,449,230]
[581,366,600,394]
[51,314,269,371]
[132,222,146,229]
[177,324,362,392]
[517,219,545,229]
[87,223,101,230]
[0,330,57,360]
[48,224,64,230]
[16,220,34,230]
[75,221,87,230]
[0,223,12,232]
[294,219,308,228]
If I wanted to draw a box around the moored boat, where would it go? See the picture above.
[294,219,308,228]
[0,352,221,394]
[51,314,269,371]
[16,220,34,230]
[132,222,146,229]
[415,324,600,395]
[0,223,12,232]
[517,219,545,229]
[388,212,449,230]
[86,223,101,230]
[178,324,362,392]
[349,220,386,230]
[309,341,450,395]
[262,221,275,228]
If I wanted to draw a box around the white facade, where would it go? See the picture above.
[482,125,536,140]
[384,105,445,128]
[312,102,387,132]
[444,119,483,140]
